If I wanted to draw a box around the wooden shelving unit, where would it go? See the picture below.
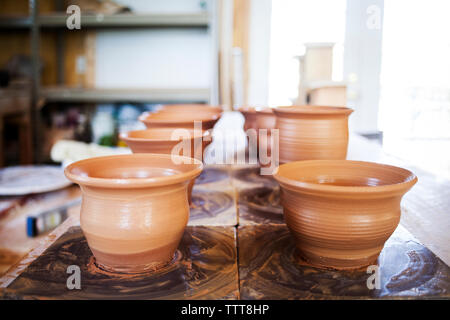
[41,87,211,104]
[0,0,220,162]
[0,16,33,28]
[0,12,209,29]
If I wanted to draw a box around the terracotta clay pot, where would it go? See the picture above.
[139,105,222,131]
[158,104,223,118]
[255,107,276,131]
[120,128,210,203]
[64,153,203,273]
[274,160,417,270]
[238,107,258,132]
[255,108,277,166]
[273,105,353,163]
[120,128,209,160]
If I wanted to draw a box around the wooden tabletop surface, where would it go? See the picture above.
[347,134,450,266]
[0,186,81,276]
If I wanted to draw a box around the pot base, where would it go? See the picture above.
[294,247,380,271]
[93,249,182,274]
[87,236,183,274]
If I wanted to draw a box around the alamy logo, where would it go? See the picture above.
[66,5,81,30]
[366,5,381,30]
[366,265,381,290]
[169,121,280,175]
[66,265,81,290]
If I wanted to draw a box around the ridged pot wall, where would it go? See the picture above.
[274,160,417,269]
[273,106,353,163]
[65,154,203,273]
[79,183,189,272]
[120,128,210,204]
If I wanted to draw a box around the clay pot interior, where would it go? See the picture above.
[274,160,417,270]
[273,105,353,162]
[120,128,209,160]
[65,153,203,273]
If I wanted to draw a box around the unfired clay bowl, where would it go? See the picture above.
[120,128,209,160]
[64,153,203,273]
[255,108,277,165]
[255,107,276,131]
[119,128,210,203]
[139,105,222,131]
[158,104,223,118]
[238,107,258,132]
[274,160,417,270]
[273,105,353,163]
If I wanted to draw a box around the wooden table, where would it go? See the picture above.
[1,133,449,299]
[0,185,81,275]
[347,134,450,266]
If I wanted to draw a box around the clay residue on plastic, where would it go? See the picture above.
[232,166,278,189]
[195,167,229,185]
[188,166,238,227]
[238,225,450,299]
[2,226,239,300]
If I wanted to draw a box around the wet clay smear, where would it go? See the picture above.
[187,165,237,227]
[2,226,238,300]
[195,167,230,185]
[231,166,283,225]
[231,166,278,190]
[238,186,284,225]
[188,188,237,227]
[238,225,450,299]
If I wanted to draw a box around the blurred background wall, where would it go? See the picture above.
[1,0,449,178]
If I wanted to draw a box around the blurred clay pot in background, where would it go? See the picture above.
[255,108,277,167]
[255,107,276,131]
[274,160,417,270]
[65,154,203,273]
[158,104,223,118]
[139,105,222,131]
[120,128,210,203]
[273,106,353,163]
[120,128,209,160]
[238,106,257,132]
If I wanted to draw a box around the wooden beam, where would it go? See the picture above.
[233,0,250,105]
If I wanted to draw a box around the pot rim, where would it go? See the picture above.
[119,128,209,143]
[159,104,223,112]
[255,107,274,114]
[238,106,256,114]
[138,111,221,125]
[274,105,353,116]
[64,153,203,189]
[273,160,417,196]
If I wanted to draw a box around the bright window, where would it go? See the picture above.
[379,0,450,178]
[268,0,347,106]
